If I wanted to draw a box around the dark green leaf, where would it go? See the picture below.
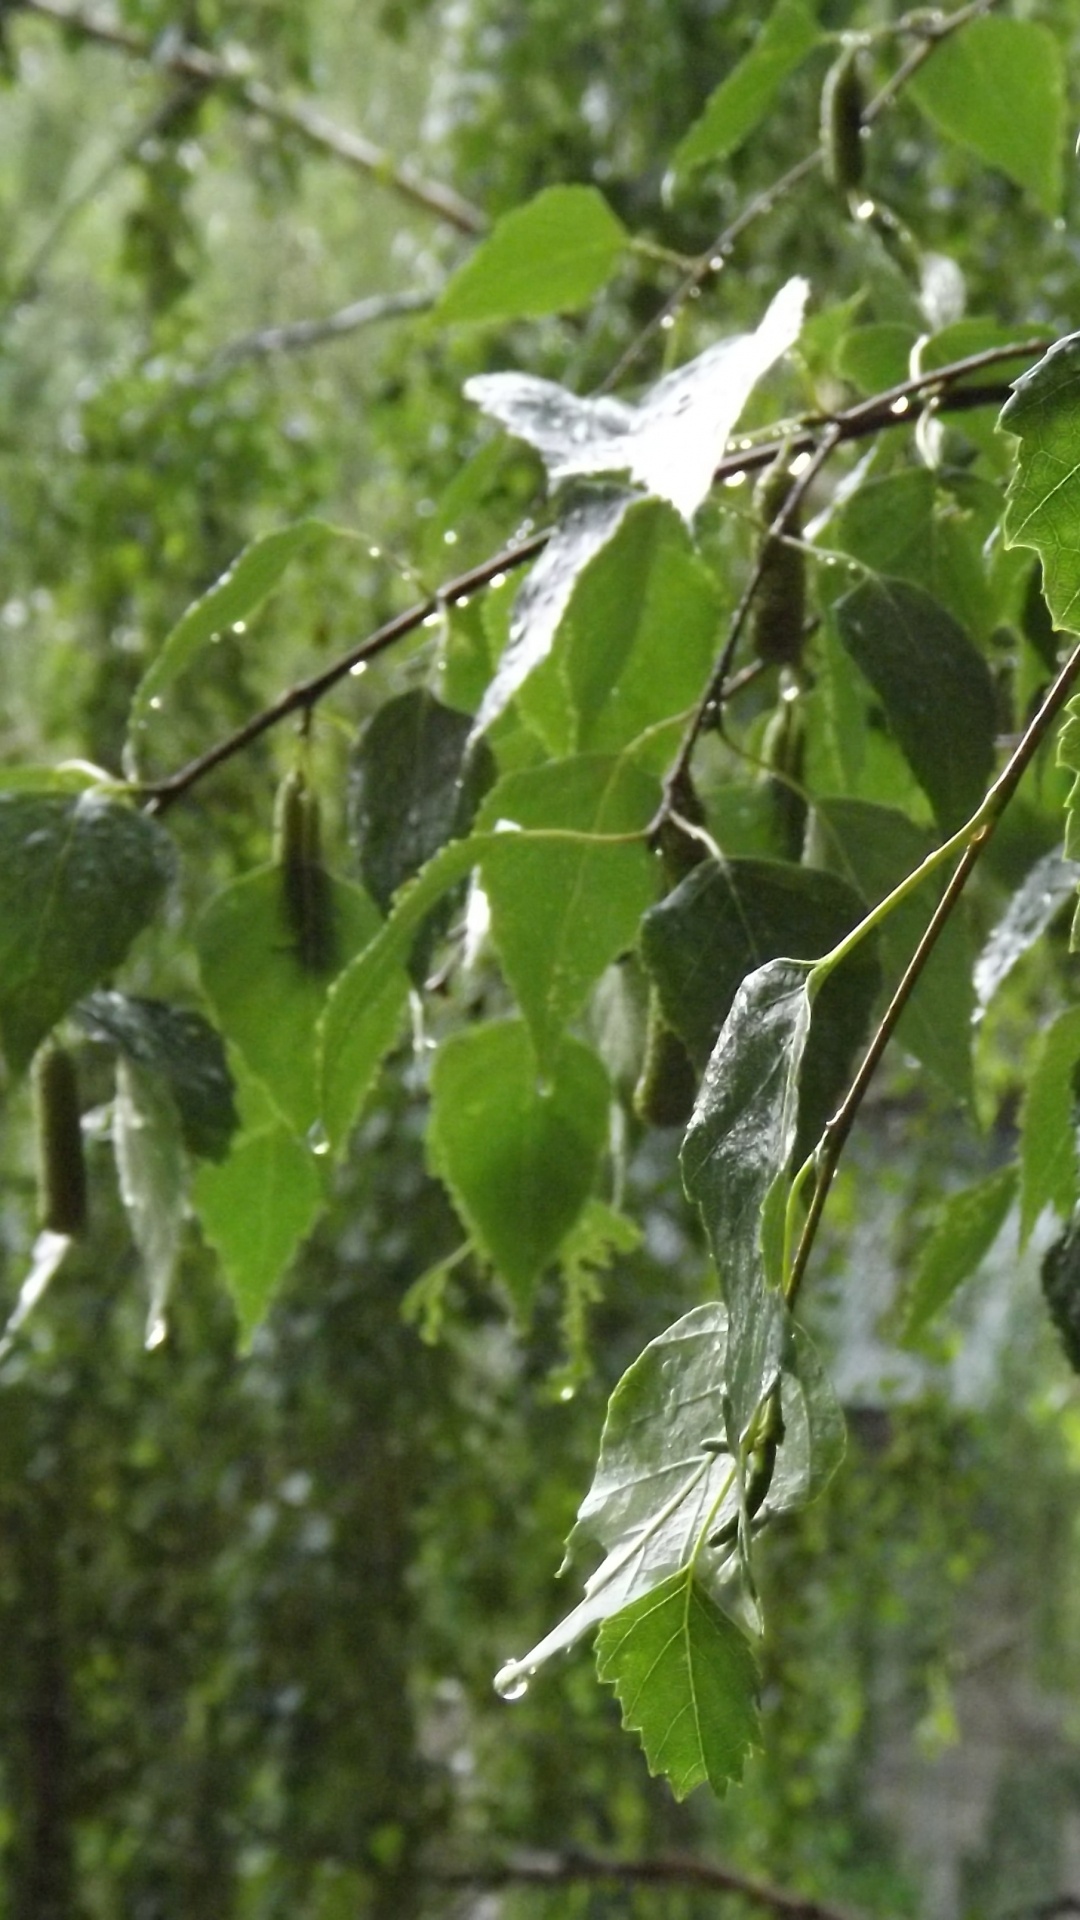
[596,1569,760,1799]
[193,1122,323,1345]
[197,866,381,1138]
[909,17,1064,215]
[76,991,238,1162]
[477,756,659,1067]
[427,1019,608,1314]
[830,469,995,643]
[0,791,177,1076]
[1003,337,1080,632]
[438,185,627,323]
[834,578,996,831]
[641,857,871,1066]
[1019,1006,1080,1244]
[812,799,975,1103]
[899,1166,1017,1344]
[669,0,821,179]
[349,689,494,912]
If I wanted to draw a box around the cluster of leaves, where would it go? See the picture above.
[6,0,1080,1821]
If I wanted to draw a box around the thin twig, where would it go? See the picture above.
[19,0,486,236]
[657,424,841,825]
[431,1846,875,1920]
[138,337,1048,813]
[142,531,548,814]
[601,0,1004,393]
[0,83,199,322]
[200,288,435,375]
[786,631,1080,1305]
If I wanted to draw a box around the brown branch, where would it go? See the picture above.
[431,1846,878,1920]
[19,0,486,236]
[657,424,841,826]
[786,629,1080,1306]
[143,531,548,815]
[139,336,1049,815]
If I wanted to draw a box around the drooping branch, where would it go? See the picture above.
[140,336,1050,815]
[786,629,1080,1306]
[19,0,487,236]
[429,1846,879,1920]
[601,0,1004,391]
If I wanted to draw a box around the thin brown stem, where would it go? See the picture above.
[431,1847,875,1920]
[19,0,486,236]
[787,631,1080,1305]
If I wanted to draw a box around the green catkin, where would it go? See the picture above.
[821,46,865,194]
[633,989,698,1130]
[34,1045,87,1237]
[761,696,807,861]
[751,462,806,669]
[274,768,338,975]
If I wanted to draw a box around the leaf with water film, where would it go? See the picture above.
[467,278,807,521]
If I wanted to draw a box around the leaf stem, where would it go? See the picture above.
[785,633,1080,1306]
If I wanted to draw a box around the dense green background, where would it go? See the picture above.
[3,1,1080,1915]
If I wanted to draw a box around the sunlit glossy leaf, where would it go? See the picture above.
[428,1019,608,1313]
[0,790,176,1076]
[467,277,807,521]
[596,1569,760,1799]
[910,17,1064,215]
[475,490,633,741]
[438,184,627,323]
[669,0,821,180]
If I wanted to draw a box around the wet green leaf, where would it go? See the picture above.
[597,1569,760,1799]
[669,0,821,179]
[438,184,627,323]
[910,17,1064,215]
[0,791,176,1076]
[198,866,380,1138]
[193,1122,323,1345]
[427,1019,608,1313]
